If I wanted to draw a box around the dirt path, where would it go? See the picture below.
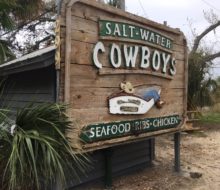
[79,123,220,190]
[112,123,220,190]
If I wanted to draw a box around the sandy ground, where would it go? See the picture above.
[78,123,220,190]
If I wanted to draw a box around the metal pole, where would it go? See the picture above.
[174,132,181,172]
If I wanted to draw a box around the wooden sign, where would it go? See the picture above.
[59,0,187,151]
[81,114,181,142]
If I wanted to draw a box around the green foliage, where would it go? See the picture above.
[0,40,15,63]
[188,51,217,109]
[0,0,17,30]
[0,0,44,64]
[0,103,89,190]
[0,0,43,26]
[214,77,220,103]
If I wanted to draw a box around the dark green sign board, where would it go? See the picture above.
[99,20,173,50]
[80,115,181,143]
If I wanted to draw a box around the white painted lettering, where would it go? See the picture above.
[106,22,111,35]
[111,125,117,134]
[161,37,166,47]
[89,128,95,138]
[96,126,102,137]
[149,33,155,43]
[166,39,172,49]
[162,53,171,73]
[170,58,176,75]
[113,24,121,36]
[163,118,169,125]
[155,34,161,44]
[101,127,107,136]
[125,123,131,132]
[123,45,139,68]
[107,125,111,135]
[157,118,163,126]
[153,119,158,127]
[128,26,135,37]
[118,124,125,133]
[152,50,161,71]
[140,46,150,69]
[110,43,122,68]
[122,24,128,37]
[140,29,149,40]
[93,42,105,69]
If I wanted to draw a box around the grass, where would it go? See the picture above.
[199,112,220,124]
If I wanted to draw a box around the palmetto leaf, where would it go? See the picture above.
[1,103,90,190]
[0,40,15,64]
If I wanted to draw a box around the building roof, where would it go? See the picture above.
[0,45,56,76]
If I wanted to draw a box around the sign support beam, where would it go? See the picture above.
[103,148,113,188]
[174,132,181,172]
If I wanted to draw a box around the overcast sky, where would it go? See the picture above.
[125,0,220,78]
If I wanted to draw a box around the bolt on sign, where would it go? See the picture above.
[59,0,188,151]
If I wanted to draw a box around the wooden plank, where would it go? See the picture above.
[69,42,185,76]
[69,99,184,125]
[61,28,185,52]
[99,68,174,80]
[69,87,184,110]
[64,1,72,104]
[70,75,185,89]
[69,0,181,35]
[71,16,97,34]
[80,127,181,151]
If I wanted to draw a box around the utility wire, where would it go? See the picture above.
[138,0,148,18]
[201,0,220,13]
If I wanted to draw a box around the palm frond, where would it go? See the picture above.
[1,103,90,190]
[0,40,15,64]
[13,0,43,22]
[0,0,17,30]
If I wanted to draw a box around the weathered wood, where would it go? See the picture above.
[69,0,181,35]
[69,100,184,124]
[66,39,185,65]
[99,68,174,80]
[81,127,181,151]
[64,1,73,103]
[60,0,187,151]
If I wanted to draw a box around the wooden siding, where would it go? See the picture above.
[0,65,56,116]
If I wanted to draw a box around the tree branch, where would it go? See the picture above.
[190,20,220,55]
[203,51,220,62]
[31,35,54,50]
[0,9,54,38]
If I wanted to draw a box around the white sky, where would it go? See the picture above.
[125,0,220,78]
